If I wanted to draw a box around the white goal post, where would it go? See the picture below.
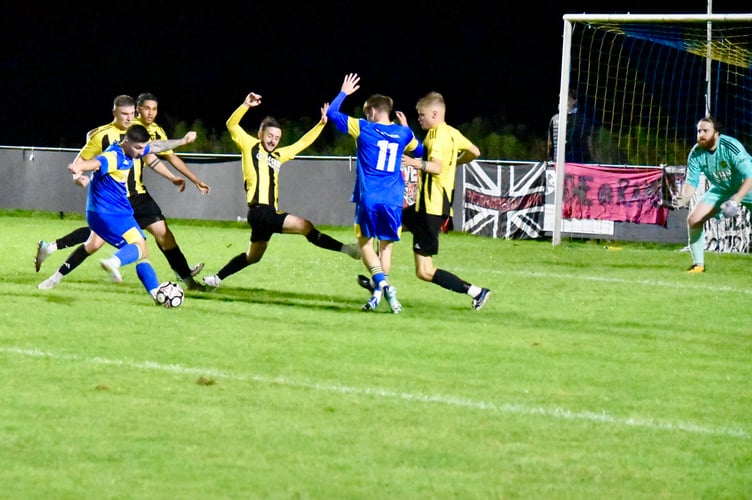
[552,13,752,245]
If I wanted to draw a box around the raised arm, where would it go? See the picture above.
[326,73,360,131]
[319,102,329,125]
[226,92,262,136]
[340,73,360,96]
[149,131,197,154]
[243,92,262,108]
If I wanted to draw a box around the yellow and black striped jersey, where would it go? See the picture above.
[128,117,173,195]
[226,104,324,208]
[78,121,129,161]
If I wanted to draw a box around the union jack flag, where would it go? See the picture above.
[462,161,546,239]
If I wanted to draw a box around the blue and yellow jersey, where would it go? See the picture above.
[87,142,152,215]
[418,123,476,217]
[226,104,324,208]
[79,120,149,197]
[686,134,752,192]
[327,92,422,208]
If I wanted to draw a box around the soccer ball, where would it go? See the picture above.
[155,281,184,308]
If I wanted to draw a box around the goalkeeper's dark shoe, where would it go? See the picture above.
[357,274,375,293]
[687,264,705,273]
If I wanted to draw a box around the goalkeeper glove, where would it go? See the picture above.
[721,199,740,217]
[671,195,691,209]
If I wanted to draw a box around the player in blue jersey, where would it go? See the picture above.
[35,95,136,283]
[36,94,206,291]
[672,116,752,273]
[327,73,424,313]
[67,124,196,303]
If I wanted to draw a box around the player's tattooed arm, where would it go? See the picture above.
[150,131,197,153]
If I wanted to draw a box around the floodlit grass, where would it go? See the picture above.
[1,210,750,498]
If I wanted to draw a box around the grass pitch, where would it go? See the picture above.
[0,210,750,498]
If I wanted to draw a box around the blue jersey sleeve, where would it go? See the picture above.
[410,140,425,159]
[327,91,350,133]
[95,153,111,173]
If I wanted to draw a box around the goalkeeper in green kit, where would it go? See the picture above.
[672,116,752,273]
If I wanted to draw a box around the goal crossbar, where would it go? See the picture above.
[563,13,752,23]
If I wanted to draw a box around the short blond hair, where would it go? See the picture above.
[416,91,445,113]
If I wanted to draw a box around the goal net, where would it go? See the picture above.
[552,13,752,247]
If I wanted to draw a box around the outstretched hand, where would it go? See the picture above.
[245,92,262,107]
[340,73,360,96]
[183,131,197,144]
[320,102,329,123]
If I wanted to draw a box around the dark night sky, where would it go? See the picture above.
[1,1,747,148]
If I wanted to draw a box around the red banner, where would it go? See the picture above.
[561,163,668,226]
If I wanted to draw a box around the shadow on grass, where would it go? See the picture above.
[16,274,483,315]
[192,286,367,312]
[19,276,358,312]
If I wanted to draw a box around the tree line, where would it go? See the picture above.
[165,114,549,162]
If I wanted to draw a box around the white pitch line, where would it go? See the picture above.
[435,264,752,295]
[512,269,752,294]
[2,346,748,439]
